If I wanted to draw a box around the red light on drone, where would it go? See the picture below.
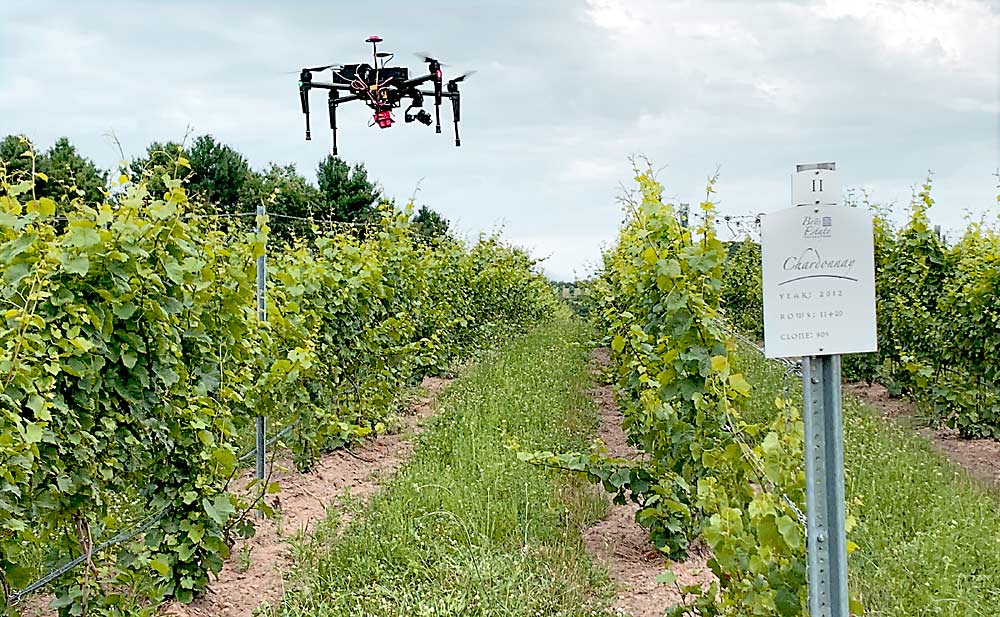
[374,110,393,128]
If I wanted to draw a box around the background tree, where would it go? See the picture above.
[45,138,108,204]
[0,134,36,179]
[1,135,388,232]
[241,163,324,242]
[411,205,450,241]
[129,140,188,177]
[315,155,380,223]
[0,134,107,205]
[187,135,251,210]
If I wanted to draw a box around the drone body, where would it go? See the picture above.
[298,36,470,154]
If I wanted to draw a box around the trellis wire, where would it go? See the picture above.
[717,321,807,527]
[6,420,299,608]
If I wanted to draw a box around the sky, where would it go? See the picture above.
[1,0,997,280]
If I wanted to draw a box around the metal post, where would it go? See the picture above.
[255,204,267,490]
[802,355,850,617]
[787,161,852,615]
[256,415,265,480]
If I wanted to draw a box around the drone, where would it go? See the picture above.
[297,36,471,154]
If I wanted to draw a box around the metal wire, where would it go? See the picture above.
[722,418,808,527]
[180,211,258,220]
[6,508,168,606]
[267,213,371,227]
[0,211,258,225]
[717,322,807,528]
[726,326,802,376]
[0,210,442,241]
[7,419,299,607]
[237,420,299,463]
[266,213,444,241]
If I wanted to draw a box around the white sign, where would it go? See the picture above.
[792,167,841,206]
[761,205,877,358]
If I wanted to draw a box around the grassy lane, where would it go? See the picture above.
[739,350,1000,617]
[273,317,615,617]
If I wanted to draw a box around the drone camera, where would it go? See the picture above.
[407,110,432,125]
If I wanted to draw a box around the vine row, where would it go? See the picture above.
[0,167,556,615]
[522,167,858,615]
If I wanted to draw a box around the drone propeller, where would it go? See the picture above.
[448,70,476,84]
[303,64,342,72]
[414,52,450,67]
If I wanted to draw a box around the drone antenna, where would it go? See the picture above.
[367,35,383,86]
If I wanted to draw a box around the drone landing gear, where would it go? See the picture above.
[327,90,339,155]
[299,70,313,140]
[448,82,461,147]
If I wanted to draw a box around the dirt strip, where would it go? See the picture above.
[584,349,714,617]
[844,381,1000,489]
[161,376,450,617]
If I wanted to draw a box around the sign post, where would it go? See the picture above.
[761,163,876,617]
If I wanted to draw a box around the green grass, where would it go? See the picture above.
[738,349,1000,617]
[272,316,616,617]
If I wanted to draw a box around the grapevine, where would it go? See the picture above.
[0,166,556,615]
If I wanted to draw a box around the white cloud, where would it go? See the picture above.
[0,0,996,280]
[585,0,643,34]
[813,0,996,64]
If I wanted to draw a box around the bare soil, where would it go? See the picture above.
[844,381,1000,489]
[584,350,715,617]
[163,376,450,617]
[842,381,914,419]
[18,377,450,617]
